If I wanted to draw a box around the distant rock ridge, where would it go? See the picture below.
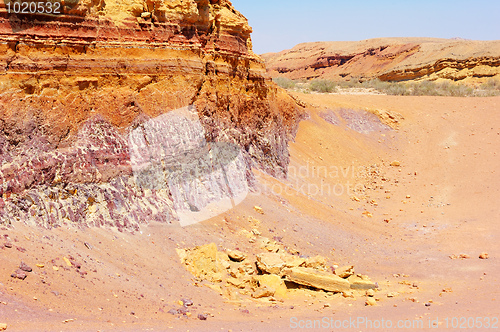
[0,0,303,228]
[262,38,500,82]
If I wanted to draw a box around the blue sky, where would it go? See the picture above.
[233,0,500,54]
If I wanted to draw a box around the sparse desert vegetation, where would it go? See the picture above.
[273,77,500,97]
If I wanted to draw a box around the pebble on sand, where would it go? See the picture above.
[479,252,489,259]
[365,298,377,306]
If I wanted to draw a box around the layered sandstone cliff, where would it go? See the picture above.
[262,37,500,83]
[0,0,302,228]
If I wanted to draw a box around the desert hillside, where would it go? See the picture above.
[1,1,499,331]
[262,38,500,83]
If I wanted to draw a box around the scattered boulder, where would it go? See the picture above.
[390,161,401,167]
[256,253,285,275]
[227,249,246,262]
[198,313,208,320]
[0,323,6,331]
[335,265,354,278]
[282,267,350,293]
[366,289,375,297]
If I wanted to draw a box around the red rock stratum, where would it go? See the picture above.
[262,37,500,83]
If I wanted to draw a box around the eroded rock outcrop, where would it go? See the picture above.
[262,37,500,83]
[0,1,302,228]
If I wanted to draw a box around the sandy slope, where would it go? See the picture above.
[1,94,499,331]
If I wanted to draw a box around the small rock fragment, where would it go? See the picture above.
[304,256,328,270]
[253,206,264,214]
[198,313,208,320]
[251,229,261,236]
[226,277,246,289]
[63,257,72,267]
[390,161,401,167]
[19,262,32,272]
[256,253,285,275]
[342,291,354,298]
[387,292,399,298]
[348,275,378,290]
[3,242,12,248]
[181,299,193,307]
[282,255,306,269]
[11,269,27,280]
[251,286,274,299]
[479,252,489,259]
[366,289,375,297]
[167,309,177,315]
[335,265,354,278]
[227,250,246,262]
[255,274,287,298]
[0,323,7,331]
[365,297,377,306]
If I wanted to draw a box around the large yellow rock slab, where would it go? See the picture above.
[282,267,350,293]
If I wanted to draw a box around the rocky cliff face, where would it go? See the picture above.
[0,0,302,228]
[262,38,500,83]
